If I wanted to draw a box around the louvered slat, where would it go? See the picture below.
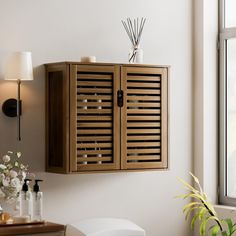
[127,89,160,95]
[128,102,161,107]
[78,123,112,128]
[77,136,112,142]
[127,142,161,147]
[127,109,161,114]
[127,135,161,141]
[127,123,161,128]
[127,82,161,88]
[77,74,112,80]
[127,155,161,161]
[78,143,112,148]
[77,95,111,100]
[127,75,161,82]
[77,116,112,121]
[127,95,161,101]
[78,102,112,107]
[78,157,112,162]
[77,88,112,94]
[77,108,112,114]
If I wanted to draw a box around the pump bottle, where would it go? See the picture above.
[32,179,43,221]
[20,179,32,220]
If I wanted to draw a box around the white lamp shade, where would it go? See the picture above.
[4,52,33,81]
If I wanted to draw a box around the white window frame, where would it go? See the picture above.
[219,0,236,205]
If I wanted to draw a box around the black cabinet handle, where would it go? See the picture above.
[117,90,123,107]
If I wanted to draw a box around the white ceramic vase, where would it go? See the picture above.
[128,46,143,64]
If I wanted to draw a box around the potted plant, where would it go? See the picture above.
[179,173,236,236]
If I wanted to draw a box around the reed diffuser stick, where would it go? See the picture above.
[122,17,146,63]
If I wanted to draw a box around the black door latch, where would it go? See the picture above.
[117,90,123,107]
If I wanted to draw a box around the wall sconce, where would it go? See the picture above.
[2,52,34,141]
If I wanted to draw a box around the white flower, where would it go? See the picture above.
[0,164,7,170]
[2,155,10,163]
[21,171,26,179]
[0,151,30,202]
[10,178,21,192]
[2,178,9,187]
[9,170,18,178]
[16,152,21,158]
[20,164,25,170]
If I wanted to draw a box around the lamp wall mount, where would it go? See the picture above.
[2,98,22,117]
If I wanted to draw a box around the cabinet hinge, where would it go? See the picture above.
[117,90,123,107]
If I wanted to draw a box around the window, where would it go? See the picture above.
[219,0,236,205]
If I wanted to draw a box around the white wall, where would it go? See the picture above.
[0,0,192,235]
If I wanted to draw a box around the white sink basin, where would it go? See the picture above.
[66,218,145,236]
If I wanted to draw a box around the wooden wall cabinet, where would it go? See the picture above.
[45,62,169,173]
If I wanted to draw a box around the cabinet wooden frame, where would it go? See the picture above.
[45,62,169,174]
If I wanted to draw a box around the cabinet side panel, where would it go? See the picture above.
[45,65,69,173]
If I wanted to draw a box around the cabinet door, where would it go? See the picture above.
[70,65,120,171]
[121,66,168,170]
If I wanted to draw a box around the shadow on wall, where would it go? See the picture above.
[19,64,46,172]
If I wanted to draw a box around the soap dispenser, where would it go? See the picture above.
[32,179,43,221]
[20,179,32,220]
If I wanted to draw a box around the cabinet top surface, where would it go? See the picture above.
[44,61,170,68]
[0,221,65,235]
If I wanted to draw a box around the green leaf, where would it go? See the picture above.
[178,177,199,194]
[183,202,201,213]
[231,228,236,235]
[191,214,199,230]
[199,207,207,221]
[185,206,204,220]
[222,231,228,236]
[224,218,233,234]
[189,172,204,194]
[200,218,207,236]
[211,225,220,236]
[184,193,206,202]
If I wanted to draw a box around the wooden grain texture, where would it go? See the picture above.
[161,68,169,168]
[121,67,128,170]
[127,75,161,81]
[78,157,112,162]
[0,222,65,236]
[127,95,161,101]
[127,135,161,141]
[70,65,78,172]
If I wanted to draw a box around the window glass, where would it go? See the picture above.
[225,0,236,27]
[226,38,236,197]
